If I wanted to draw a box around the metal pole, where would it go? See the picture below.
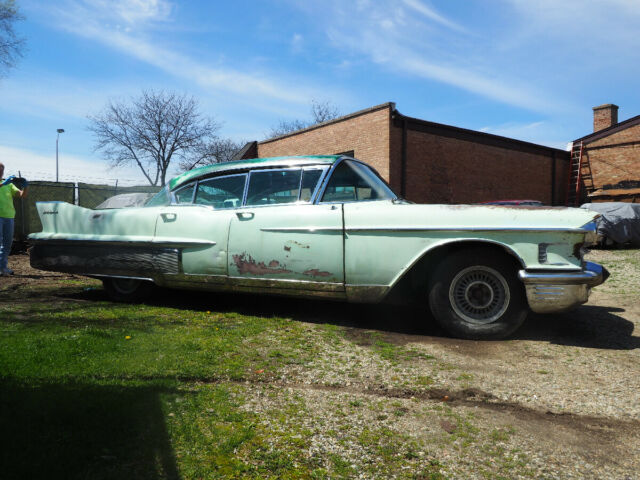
[55,129,64,183]
[56,133,59,182]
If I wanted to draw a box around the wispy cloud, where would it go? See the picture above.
[0,74,139,120]
[290,33,303,53]
[315,1,563,113]
[0,145,151,184]
[401,0,466,33]
[479,121,569,149]
[79,0,172,26]
[499,0,640,58]
[37,1,339,110]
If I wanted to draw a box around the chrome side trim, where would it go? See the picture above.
[29,237,216,248]
[89,274,155,283]
[167,280,347,300]
[260,227,343,233]
[346,227,591,233]
[261,226,589,234]
[228,276,344,292]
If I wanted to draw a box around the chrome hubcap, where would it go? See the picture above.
[449,266,510,325]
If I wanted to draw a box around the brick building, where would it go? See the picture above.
[236,102,569,205]
[573,104,640,203]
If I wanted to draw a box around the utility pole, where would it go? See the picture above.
[56,128,65,182]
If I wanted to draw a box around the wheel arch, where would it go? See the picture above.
[384,239,525,305]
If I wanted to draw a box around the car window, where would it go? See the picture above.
[195,174,247,209]
[245,169,302,206]
[174,183,195,204]
[300,169,324,202]
[145,186,170,207]
[321,160,395,202]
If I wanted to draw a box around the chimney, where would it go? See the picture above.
[593,104,619,132]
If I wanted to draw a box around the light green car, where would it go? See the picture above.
[29,155,608,339]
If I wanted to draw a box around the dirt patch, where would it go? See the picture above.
[5,248,640,478]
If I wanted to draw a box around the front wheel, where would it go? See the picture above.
[102,277,155,302]
[428,250,527,340]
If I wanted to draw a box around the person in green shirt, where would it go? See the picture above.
[0,163,28,276]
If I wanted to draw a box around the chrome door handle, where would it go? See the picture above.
[236,212,254,220]
[161,213,177,222]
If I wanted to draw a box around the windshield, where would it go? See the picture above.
[322,160,396,202]
[145,185,171,207]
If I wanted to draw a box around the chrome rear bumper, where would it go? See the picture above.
[518,262,609,313]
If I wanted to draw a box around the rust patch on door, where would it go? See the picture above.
[232,253,292,275]
[285,240,310,249]
[303,268,332,277]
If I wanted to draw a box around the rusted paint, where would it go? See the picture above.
[484,205,567,211]
[441,204,566,211]
[284,245,291,252]
[232,253,292,275]
[303,268,332,277]
[285,240,310,249]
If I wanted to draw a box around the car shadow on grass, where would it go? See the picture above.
[62,287,640,350]
[147,287,446,340]
[144,289,640,350]
[514,305,640,350]
[0,379,181,480]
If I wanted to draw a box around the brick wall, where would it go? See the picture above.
[584,123,640,190]
[399,127,565,205]
[257,105,392,182]
[254,103,569,205]
[593,104,619,132]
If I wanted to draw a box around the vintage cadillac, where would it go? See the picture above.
[29,155,608,339]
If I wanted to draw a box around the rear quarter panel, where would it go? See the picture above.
[343,202,590,288]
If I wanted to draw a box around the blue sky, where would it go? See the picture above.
[1,0,639,185]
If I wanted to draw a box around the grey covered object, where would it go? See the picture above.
[581,202,640,245]
[95,192,155,209]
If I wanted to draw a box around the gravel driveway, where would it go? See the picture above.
[2,249,639,479]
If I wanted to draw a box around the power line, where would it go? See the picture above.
[8,170,154,186]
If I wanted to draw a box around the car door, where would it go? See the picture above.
[227,167,344,292]
[154,174,247,279]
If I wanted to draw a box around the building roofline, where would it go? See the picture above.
[231,141,257,161]
[259,102,396,145]
[574,114,640,144]
[393,110,568,157]
[593,103,619,111]
[169,155,340,190]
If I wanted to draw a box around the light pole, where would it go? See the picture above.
[56,128,65,182]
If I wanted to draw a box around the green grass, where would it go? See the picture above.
[0,276,548,479]
[0,282,324,479]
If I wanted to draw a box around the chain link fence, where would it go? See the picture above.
[13,181,160,242]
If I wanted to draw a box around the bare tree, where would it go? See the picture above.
[179,137,245,171]
[0,0,25,76]
[88,90,220,186]
[267,99,341,139]
[310,99,340,124]
[267,118,309,139]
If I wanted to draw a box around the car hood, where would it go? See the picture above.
[345,202,599,231]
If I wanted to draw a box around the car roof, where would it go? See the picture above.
[169,155,341,191]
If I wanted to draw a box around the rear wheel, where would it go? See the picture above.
[102,277,155,302]
[428,249,527,339]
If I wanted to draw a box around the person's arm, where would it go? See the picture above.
[18,187,27,198]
